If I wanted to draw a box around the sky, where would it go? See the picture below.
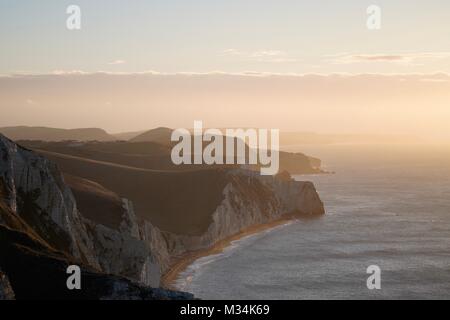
[1,0,450,75]
[0,1,450,141]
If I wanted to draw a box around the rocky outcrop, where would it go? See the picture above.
[85,205,161,287]
[0,134,161,288]
[0,222,193,300]
[0,269,15,300]
[0,135,100,268]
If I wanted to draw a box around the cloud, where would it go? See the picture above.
[330,52,450,65]
[51,70,90,75]
[222,49,297,63]
[222,49,240,56]
[2,70,450,80]
[108,60,126,65]
[352,55,406,62]
[25,98,37,105]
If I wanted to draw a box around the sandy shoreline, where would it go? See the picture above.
[160,215,299,290]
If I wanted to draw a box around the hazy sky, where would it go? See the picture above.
[1,73,450,141]
[1,0,450,74]
[1,1,449,141]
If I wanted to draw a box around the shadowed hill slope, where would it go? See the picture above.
[113,130,146,141]
[63,174,124,230]
[21,139,324,174]
[37,149,230,235]
[130,127,173,144]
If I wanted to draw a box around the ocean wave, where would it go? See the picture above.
[173,220,298,291]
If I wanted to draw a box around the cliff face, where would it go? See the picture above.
[0,135,99,268]
[0,221,193,300]
[0,135,161,291]
[0,134,325,297]
[85,200,161,287]
[0,134,191,299]
[136,170,324,273]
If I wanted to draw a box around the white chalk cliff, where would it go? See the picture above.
[137,169,324,273]
[0,135,160,287]
[0,134,324,292]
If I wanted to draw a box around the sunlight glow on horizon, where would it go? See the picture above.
[1,1,449,142]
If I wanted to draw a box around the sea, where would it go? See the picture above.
[174,144,450,299]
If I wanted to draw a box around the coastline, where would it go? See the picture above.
[160,215,300,290]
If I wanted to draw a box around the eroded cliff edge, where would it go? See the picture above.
[0,134,188,299]
[143,170,324,274]
[0,134,324,298]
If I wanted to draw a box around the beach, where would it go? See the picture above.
[160,215,300,290]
